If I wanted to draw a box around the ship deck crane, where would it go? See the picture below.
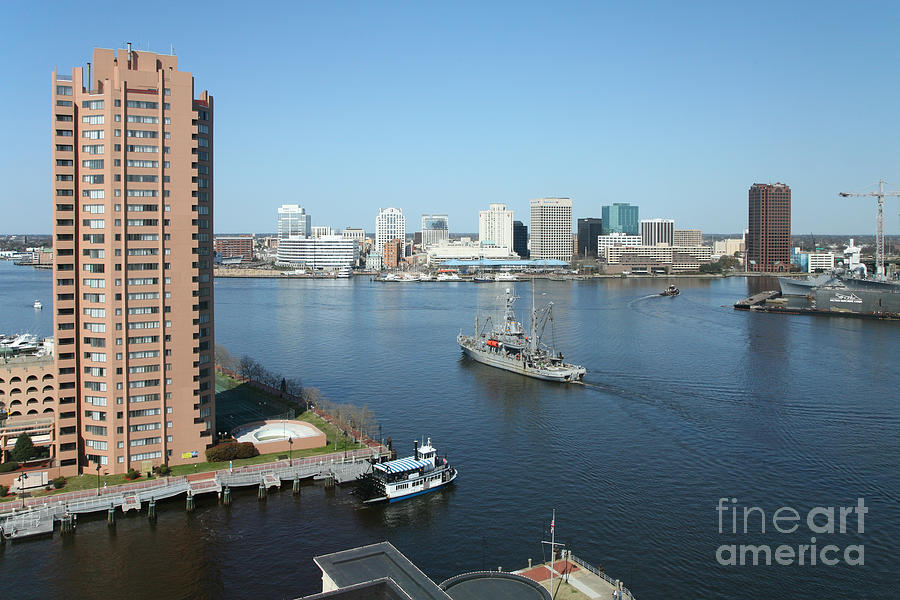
[839,179,900,278]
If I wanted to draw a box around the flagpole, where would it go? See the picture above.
[549,508,555,597]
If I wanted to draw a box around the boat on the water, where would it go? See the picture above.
[437,272,461,281]
[358,438,457,503]
[457,287,586,383]
[660,285,679,296]
[472,274,494,283]
[32,300,42,309]
[494,271,518,282]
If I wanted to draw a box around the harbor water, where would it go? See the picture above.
[0,260,897,599]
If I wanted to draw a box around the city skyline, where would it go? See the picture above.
[3,3,900,236]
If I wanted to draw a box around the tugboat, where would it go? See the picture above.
[660,285,679,296]
[457,287,586,383]
[33,300,42,310]
[357,438,457,503]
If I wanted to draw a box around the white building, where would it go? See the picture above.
[276,235,359,270]
[421,214,450,250]
[597,233,642,258]
[713,238,745,256]
[807,252,836,273]
[478,204,514,250]
[311,226,334,238]
[426,239,518,267]
[640,219,675,247]
[342,228,366,242]
[375,207,406,255]
[529,198,573,261]
[277,204,311,239]
[365,251,383,271]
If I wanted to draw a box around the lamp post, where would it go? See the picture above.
[288,437,293,466]
[96,462,101,496]
[17,472,28,508]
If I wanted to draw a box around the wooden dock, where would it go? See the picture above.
[0,447,382,541]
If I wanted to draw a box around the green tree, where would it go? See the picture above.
[10,432,35,463]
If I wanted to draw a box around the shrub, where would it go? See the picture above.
[205,441,259,462]
[154,464,171,476]
[0,461,19,473]
[125,468,140,481]
[0,485,7,497]
[52,476,66,489]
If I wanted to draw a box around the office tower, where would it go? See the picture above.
[420,214,449,249]
[577,218,603,257]
[674,229,703,247]
[383,239,403,269]
[276,236,359,270]
[277,204,311,239]
[51,46,214,474]
[478,204,514,249]
[529,198,573,261]
[375,208,405,255]
[214,236,254,261]
[747,183,792,271]
[601,203,639,235]
[513,221,529,258]
[640,219,675,246]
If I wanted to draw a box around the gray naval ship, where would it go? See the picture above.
[457,287,586,383]
[778,239,900,316]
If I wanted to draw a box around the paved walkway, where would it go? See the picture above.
[515,557,634,600]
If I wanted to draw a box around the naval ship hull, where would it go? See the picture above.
[458,335,586,383]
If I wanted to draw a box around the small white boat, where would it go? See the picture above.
[437,272,461,281]
[494,272,518,282]
[360,438,457,503]
[33,300,42,310]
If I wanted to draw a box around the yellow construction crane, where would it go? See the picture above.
[839,179,900,278]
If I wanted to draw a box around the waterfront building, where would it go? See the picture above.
[790,248,836,273]
[311,226,334,238]
[365,251,382,271]
[278,204,311,239]
[529,198,573,261]
[713,237,745,256]
[383,239,403,269]
[674,229,703,247]
[214,236,254,262]
[513,220,529,258]
[747,183,791,271]
[51,46,214,474]
[601,203,639,235]
[577,218,603,258]
[426,239,518,267]
[276,236,359,271]
[420,214,449,250]
[597,232,642,258]
[375,208,405,255]
[640,218,675,247]
[478,204,514,250]
[604,245,713,273]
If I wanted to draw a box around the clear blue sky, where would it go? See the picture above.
[2,0,900,235]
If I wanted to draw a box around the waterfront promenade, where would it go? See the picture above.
[0,446,383,541]
[515,555,636,600]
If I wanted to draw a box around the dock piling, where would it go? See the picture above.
[186,491,195,512]
[258,482,267,501]
[107,503,116,527]
[223,486,232,506]
[148,497,157,521]
[292,474,300,495]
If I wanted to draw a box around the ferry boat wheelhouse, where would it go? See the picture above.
[365,438,457,503]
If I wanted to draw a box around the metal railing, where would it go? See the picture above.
[569,554,636,600]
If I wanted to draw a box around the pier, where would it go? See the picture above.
[734,289,900,320]
[514,553,637,600]
[0,447,381,541]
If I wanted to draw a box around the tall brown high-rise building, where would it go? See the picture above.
[747,183,791,272]
[51,47,214,475]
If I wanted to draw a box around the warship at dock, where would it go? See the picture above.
[457,287,586,383]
